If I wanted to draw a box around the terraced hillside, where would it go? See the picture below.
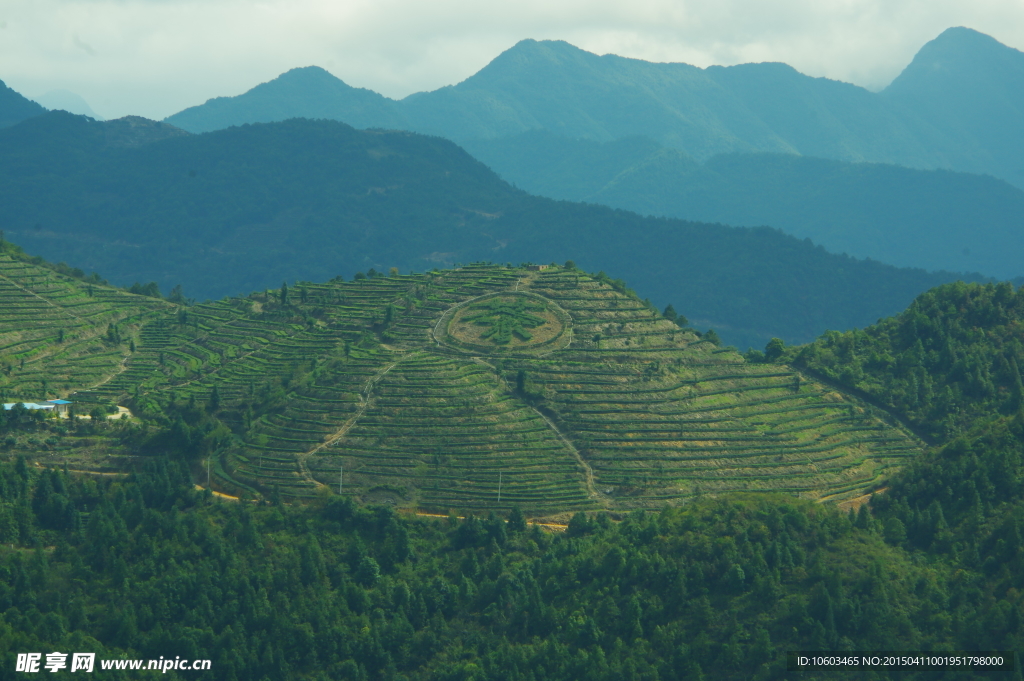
[1,261,922,514]
[0,252,170,403]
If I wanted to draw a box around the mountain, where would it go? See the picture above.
[166,39,953,168]
[463,131,1024,279]
[883,26,1024,189]
[31,89,105,119]
[0,112,978,349]
[411,38,947,165]
[159,29,1024,281]
[164,28,1024,190]
[165,65,408,133]
[0,78,46,128]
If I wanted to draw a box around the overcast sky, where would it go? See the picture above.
[2,0,1022,121]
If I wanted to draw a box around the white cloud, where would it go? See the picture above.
[1,0,1022,120]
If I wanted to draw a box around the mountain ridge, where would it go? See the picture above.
[0,78,47,128]
[161,27,1023,188]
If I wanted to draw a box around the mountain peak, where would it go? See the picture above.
[32,89,104,120]
[272,65,348,87]
[164,65,405,133]
[0,79,47,128]
[930,26,1008,51]
[461,39,600,86]
[884,26,1024,95]
[882,27,1024,185]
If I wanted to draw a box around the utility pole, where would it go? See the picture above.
[497,471,502,504]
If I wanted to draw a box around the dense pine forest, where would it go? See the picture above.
[1,454,1022,681]
[793,281,1024,440]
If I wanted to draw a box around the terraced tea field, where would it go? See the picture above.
[0,254,170,403]
[0,261,922,514]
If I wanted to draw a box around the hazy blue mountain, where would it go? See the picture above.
[165,40,952,167]
[0,112,976,349]
[409,39,953,166]
[164,28,1024,190]
[32,89,104,119]
[883,26,1024,189]
[0,79,46,128]
[464,131,1024,279]
[166,66,409,133]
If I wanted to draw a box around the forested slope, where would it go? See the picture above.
[784,281,1024,545]
[764,281,1024,679]
[792,281,1024,440]
[0,113,975,348]
[464,132,1024,280]
[2,457,1021,681]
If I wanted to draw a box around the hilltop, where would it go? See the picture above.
[0,254,920,513]
[883,27,1024,188]
[31,89,105,120]
[0,113,976,349]
[0,236,171,402]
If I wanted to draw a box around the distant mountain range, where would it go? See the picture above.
[462,132,1024,279]
[0,112,976,349]
[165,27,1024,190]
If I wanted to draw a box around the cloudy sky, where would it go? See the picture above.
[1,0,1023,121]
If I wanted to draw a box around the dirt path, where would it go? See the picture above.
[414,511,567,531]
[834,487,888,513]
[0,267,86,323]
[76,351,132,394]
[35,463,128,477]
[296,352,414,487]
[470,355,602,505]
[194,484,241,501]
[529,405,603,503]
